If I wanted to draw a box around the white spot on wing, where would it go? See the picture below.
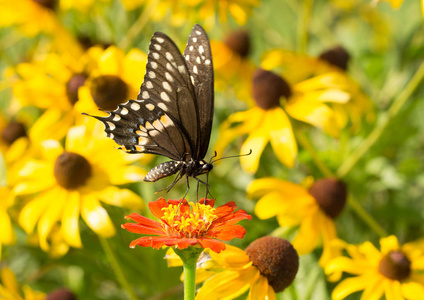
[113,114,121,121]
[131,102,140,111]
[153,44,161,51]
[196,30,202,35]
[196,57,201,64]
[178,65,186,74]
[156,37,164,43]
[199,45,204,54]
[165,52,174,61]
[189,45,194,51]
[190,76,195,85]
[165,72,173,82]
[142,91,150,99]
[151,61,158,69]
[205,59,211,65]
[146,81,153,89]
[161,92,170,102]
[185,55,190,61]
[148,71,156,79]
[163,81,172,92]
[152,52,159,59]
[193,65,198,74]
[158,102,167,111]
[121,107,129,115]
[166,63,173,71]
[193,37,197,42]
[146,103,155,111]
[106,121,115,130]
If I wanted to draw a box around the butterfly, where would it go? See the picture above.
[85,24,214,197]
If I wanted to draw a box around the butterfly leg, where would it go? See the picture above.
[182,175,190,201]
[194,175,213,200]
[154,169,184,195]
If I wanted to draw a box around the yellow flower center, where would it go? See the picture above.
[66,73,87,105]
[161,202,219,238]
[224,30,250,58]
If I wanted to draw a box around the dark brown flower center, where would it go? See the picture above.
[252,69,292,110]
[224,30,250,58]
[309,178,347,219]
[246,236,299,292]
[54,151,92,190]
[319,46,350,71]
[46,288,77,300]
[66,73,87,105]
[378,251,411,281]
[1,121,27,145]
[32,0,56,10]
[90,75,128,111]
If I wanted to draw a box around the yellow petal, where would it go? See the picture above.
[361,275,385,300]
[240,131,268,174]
[1,268,21,298]
[107,165,146,185]
[247,178,310,199]
[292,208,321,255]
[318,213,339,266]
[30,109,73,142]
[325,257,372,278]
[331,274,372,300]
[385,280,403,300]
[37,189,66,251]
[254,192,290,220]
[248,275,269,300]
[40,139,63,162]
[0,209,15,245]
[98,186,144,210]
[19,188,59,233]
[65,125,87,153]
[22,285,46,300]
[81,194,116,238]
[196,267,259,300]
[98,46,124,75]
[61,191,82,248]
[401,281,424,299]
[380,235,400,255]
[268,108,297,167]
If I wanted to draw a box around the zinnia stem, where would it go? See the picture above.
[337,61,424,178]
[99,237,138,300]
[174,247,204,300]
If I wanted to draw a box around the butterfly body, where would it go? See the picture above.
[85,24,214,194]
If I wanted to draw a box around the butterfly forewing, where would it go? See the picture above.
[183,24,214,160]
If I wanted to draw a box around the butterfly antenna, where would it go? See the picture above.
[211,149,253,164]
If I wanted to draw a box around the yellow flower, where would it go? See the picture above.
[0,188,15,261]
[0,267,45,300]
[214,68,350,172]
[167,236,299,299]
[212,30,255,105]
[262,47,373,133]
[247,177,347,266]
[325,235,424,300]
[75,46,148,115]
[13,122,145,253]
[121,0,260,27]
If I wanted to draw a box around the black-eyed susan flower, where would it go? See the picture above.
[248,177,347,265]
[215,68,350,172]
[167,236,299,299]
[0,188,15,260]
[13,123,146,253]
[262,47,373,133]
[212,30,255,105]
[0,267,45,300]
[122,198,251,253]
[325,235,424,300]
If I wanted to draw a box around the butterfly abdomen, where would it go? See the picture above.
[144,161,184,182]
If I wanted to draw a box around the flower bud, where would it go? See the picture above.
[246,236,299,292]
[309,178,347,219]
[252,69,292,110]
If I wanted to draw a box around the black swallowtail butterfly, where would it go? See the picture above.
[85,24,214,196]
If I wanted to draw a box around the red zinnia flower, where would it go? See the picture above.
[122,198,252,253]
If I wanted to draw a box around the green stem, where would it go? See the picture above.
[348,196,388,237]
[295,130,334,178]
[337,61,424,178]
[99,237,138,300]
[174,247,203,300]
[299,0,314,53]
[295,131,388,237]
[118,0,159,50]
